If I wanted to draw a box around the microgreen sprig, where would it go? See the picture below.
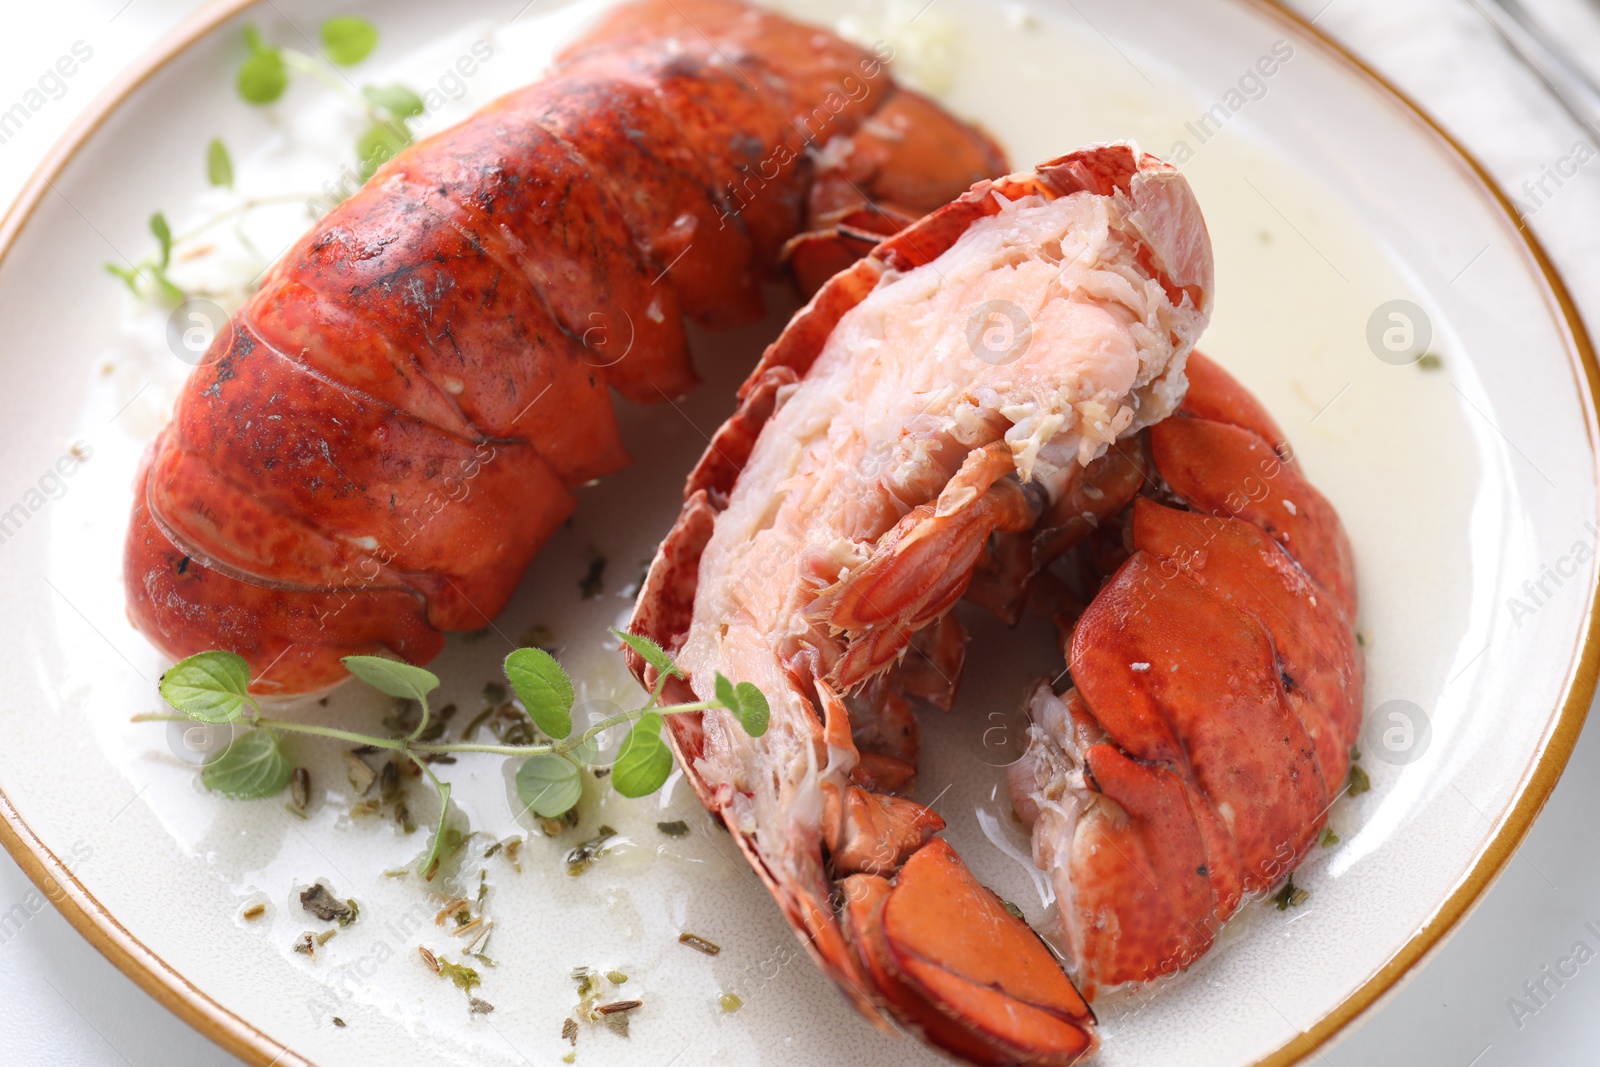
[137,629,769,880]
[235,18,423,180]
[105,16,424,306]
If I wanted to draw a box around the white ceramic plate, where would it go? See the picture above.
[1,1,1594,1065]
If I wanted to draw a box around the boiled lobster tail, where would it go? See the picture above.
[627,144,1217,1065]
[1010,351,1362,995]
[125,0,1006,694]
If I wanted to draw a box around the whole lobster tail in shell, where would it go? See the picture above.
[626,144,1215,1064]
[124,0,1006,695]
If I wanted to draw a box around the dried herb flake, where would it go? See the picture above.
[565,826,619,877]
[1271,876,1310,910]
[300,884,358,926]
[678,932,721,956]
[290,767,310,811]
[439,959,481,992]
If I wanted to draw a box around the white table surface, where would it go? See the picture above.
[2,0,1599,1064]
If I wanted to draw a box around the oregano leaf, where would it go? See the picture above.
[159,650,253,724]
[504,647,573,740]
[515,753,583,818]
[612,713,673,799]
[419,779,453,880]
[341,655,438,702]
[202,729,291,798]
[610,628,681,679]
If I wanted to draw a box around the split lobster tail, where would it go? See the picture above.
[123,0,1006,695]
[627,143,1218,1064]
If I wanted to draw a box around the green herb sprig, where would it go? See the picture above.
[137,629,769,880]
[105,16,424,305]
[235,18,423,180]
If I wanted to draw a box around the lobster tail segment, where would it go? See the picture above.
[628,143,1216,1064]
[841,841,1096,1067]
[1011,352,1362,993]
[124,0,1008,694]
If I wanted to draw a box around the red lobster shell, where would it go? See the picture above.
[123,0,1005,694]
[626,143,1360,1063]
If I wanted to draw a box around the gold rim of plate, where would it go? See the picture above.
[0,2,1593,1065]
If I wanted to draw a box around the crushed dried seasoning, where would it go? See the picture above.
[540,809,581,838]
[655,820,690,838]
[378,758,400,805]
[1271,876,1310,911]
[439,959,481,992]
[241,902,266,921]
[579,551,607,600]
[300,883,358,926]
[344,752,376,796]
[561,1017,579,1046]
[290,767,310,812]
[572,966,603,1001]
[565,826,619,876]
[518,624,556,652]
[678,932,721,956]
[468,996,495,1015]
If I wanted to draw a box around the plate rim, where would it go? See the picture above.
[0,1,1595,1065]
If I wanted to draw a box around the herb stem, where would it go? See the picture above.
[551,700,719,754]
[406,696,432,745]
[280,49,380,119]
[170,193,313,245]
[133,698,723,759]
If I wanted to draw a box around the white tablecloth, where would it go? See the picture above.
[1,0,1597,1063]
